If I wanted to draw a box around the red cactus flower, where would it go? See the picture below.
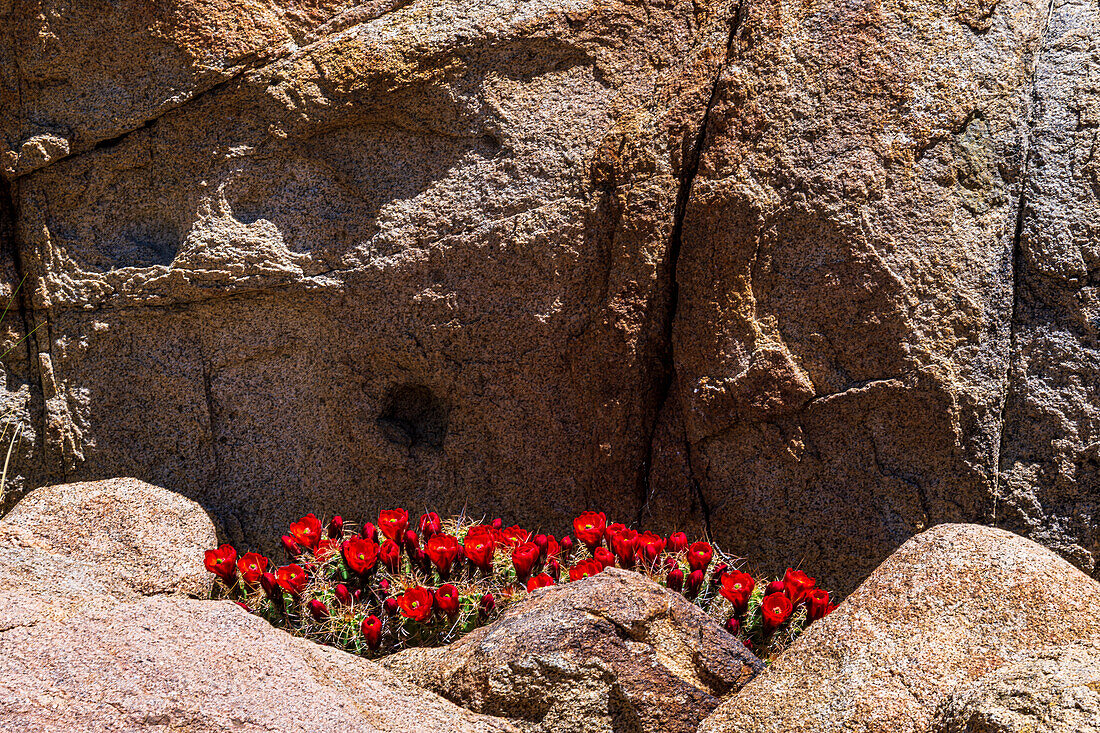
[335,583,353,607]
[559,535,574,557]
[686,542,713,573]
[533,534,549,560]
[426,534,462,577]
[498,525,531,550]
[667,531,688,554]
[606,522,627,543]
[594,547,615,570]
[783,568,816,604]
[328,515,344,539]
[361,522,379,543]
[491,518,503,531]
[568,558,604,582]
[342,536,379,576]
[711,562,728,581]
[384,597,399,615]
[718,571,755,615]
[544,536,561,559]
[403,529,420,552]
[435,584,460,618]
[398,586,434,623]
[635,532,666,565]
[512,541,540,581]
[464,526,496,571]
[288,513,323,550]
[685,569,704,599]
[761,592,793,631]
[314,538,338,562]
[765,580,786,596]
[379,539,402,573]
[667,567,684,593]
[308,599,329,621]
[236,552,267,584]
[742,638,754,651]
[805,588,830,621]
[546,558,561,581]
[479,591,496,618]
[281,535,302,557]
[725,617,741,635]
[526,573,555,592]
[573,511,607,550]
[610,528,638,564]
[236,601,252,612]
[204,544,238,582]
[418,512,442,540]
[275,564,308,596]
[378,508,410,542]
[361,615,383,650]
[377,579,391,595]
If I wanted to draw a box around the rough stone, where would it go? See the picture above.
[0,477,217,630]
[644,0,1054,591]
[0,595,520,732]
[934,638,1100,733]
[383,567,762,733]
[698,524,1100,733]
[1,0,731,556]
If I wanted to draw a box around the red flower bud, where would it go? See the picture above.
[288,513,323,550]
[435,584,460,618]
[594,547,615,570]
[361,614,383,650]
[377,578,391,595]
[572,511,607,550]
[546,558,561,581]
[534,534,549,560]
[761,592,793,631]
[236,551,267,585]
[686,569,704,599]
[666,567,684,593]
[783,568,816,604]
[479,591,496,618]
[384,597,399,615]
[380,540,402,574]
[511,542,540,582]
[634,532,666,566]
[275,564,308,596]
[610,528,637,565]
[260,571,281,604]
[711,562,728,581]
[418,512,442,540]
[361,522,379,543]
[425,534,462,578]
[526,573,555,592]
[491,518,503,531]
[464,526,496,572]
[204,544,238,583]
[742,638,754,651]
[398,586,434,623]
[378,508,409,542]
[686,542,713,573]
[560,535,574,557]
[236,601,252,612]
[335,583,353,607]
[307,599,329,621]
[725,616,741,635]
[342,537,379,576]
[403,529,420,552]
[805,588,830,622]
[281,535,302,557]
[667,531,688,554]
[328,515,344,539]
[765,580,786,596]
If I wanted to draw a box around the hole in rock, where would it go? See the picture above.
[376,384,449,449]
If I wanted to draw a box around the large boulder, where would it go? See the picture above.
[934,639,1100,733]
[0,595,519,732]
[0,477,216,630]
[383,567,762,733]
[698,524,1100,733]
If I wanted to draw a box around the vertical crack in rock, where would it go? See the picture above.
[637,1,745,533]
[993,0,1056,525]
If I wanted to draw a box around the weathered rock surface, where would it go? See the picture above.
[2,0,1100,595]
[0,595,520,732]
[698,524,1100,733]
[934,639,1100,733]
[384,567,762,733]
[0,477,216,630]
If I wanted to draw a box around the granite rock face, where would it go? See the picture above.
[0,595,520,733]
[934,639,1100,733]
[0,477,217,630]
[698,524,1100,733]
[383,567,762,733]
[2,0,1100,592]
